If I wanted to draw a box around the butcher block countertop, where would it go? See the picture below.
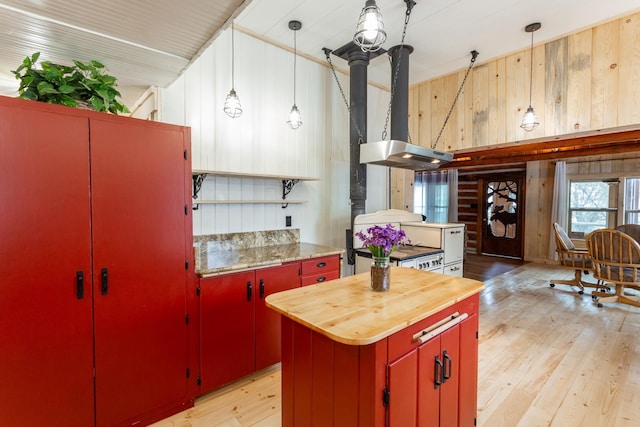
[265,267,484,346]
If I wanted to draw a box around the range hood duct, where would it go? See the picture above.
[360,44,452,170]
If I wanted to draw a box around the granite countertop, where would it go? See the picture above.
[265,267,484,345]
[196,242,344,277]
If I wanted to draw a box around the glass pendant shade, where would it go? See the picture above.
[224,89,242,118]
[287,104,302,130]
[520,106,539,132]
[353,0,386,52]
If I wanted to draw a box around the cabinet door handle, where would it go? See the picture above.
[259,278,265,299]
[443,350,452,382]
[76,271,84,299]
[101,268,108,295]
[316,262,326,268]
[434,355,443,389]
[247,281,252,301]
[316,276,326,282]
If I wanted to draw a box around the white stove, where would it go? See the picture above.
[353,209,444,274]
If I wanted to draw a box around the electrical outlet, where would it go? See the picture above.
[286,216,292,227]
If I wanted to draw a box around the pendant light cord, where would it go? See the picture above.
[527,29,534,108]
[293,28,297,104]
[432,50,478,150]
[231,22,235,89]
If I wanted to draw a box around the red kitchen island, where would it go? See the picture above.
[265,266,484,427]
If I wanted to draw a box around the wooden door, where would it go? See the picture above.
[0,99,94,426]
[200,272,255,393]
[480,172,525,258]
[90,117,190,426]
[255,262,300,370]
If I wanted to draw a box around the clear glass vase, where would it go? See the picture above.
[371,256,390,292]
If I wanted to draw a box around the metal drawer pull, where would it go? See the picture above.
[316,262,326,268]
[316,276,326,282]
[434,355,443,389]
[412,312,469,344]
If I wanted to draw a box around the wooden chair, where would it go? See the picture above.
[550,223,602,294]
[616,224,640,244]
[586,229,640,308]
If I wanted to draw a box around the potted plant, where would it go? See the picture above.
[11,52,129,114]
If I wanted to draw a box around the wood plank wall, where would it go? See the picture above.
[408,12,640,150]
[402,12,640,262]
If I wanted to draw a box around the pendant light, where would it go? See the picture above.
[287,20,302,130]
[353,0,387,52]
[224,21,242,118]
[520,22,541,132]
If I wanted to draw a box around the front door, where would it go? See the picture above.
[480,172,525,258]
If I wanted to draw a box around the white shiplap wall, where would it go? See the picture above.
[160,29,391,265]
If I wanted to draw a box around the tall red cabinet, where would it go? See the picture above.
[0,96,195,426]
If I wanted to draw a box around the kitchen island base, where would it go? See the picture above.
[268,268,482,427]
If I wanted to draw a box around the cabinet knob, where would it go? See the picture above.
[316,262,326,268]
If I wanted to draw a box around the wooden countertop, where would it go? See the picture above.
[265,267,483,346]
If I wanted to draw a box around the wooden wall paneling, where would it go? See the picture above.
[566,29,593,133]
[418,82,432,148]
[431,78,445,152]
[200,42,216,171]
[591,20,620,129]
[457,179,479,252]
[488,58,506,146]
[617,13,640,126]
[523,160,555,261]
[408,84,420,146]
[457,69,470,150]
[185,59,203,170]
[504,51,526,144]
[443,74,460,152]
[544,37,569,136]
[472,64,489,148]
[530,44,547,139]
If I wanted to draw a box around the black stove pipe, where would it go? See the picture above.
[346,48,370,265]
[389,45,413,142]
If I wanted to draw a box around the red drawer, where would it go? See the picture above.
[301,255,339,276]
[387,295,478,362]
[300,270,340,286]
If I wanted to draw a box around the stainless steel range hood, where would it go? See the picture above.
[360,139,453,170]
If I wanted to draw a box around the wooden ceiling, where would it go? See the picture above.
[443,126,640,168]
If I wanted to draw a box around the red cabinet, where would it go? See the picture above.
[300,255,340,286]
[199,262,300,393]
[279,292,479,427]
[0,97,194,426]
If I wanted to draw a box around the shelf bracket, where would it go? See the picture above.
[281,179,300,208]
[192,173,207,210]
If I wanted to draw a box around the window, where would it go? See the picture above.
[625,177,640,224]
[414,171,448,223]
[568,180,618,238]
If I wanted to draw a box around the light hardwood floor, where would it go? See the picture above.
[153,262,640,427]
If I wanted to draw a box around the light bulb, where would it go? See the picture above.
[353,0,386,52]
[520,106,539,132]
[224,89,242,118]
[287,104,302,130]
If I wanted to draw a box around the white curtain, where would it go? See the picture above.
[414,170,454,223]
[548,161,567,259]
[447,169,458,223]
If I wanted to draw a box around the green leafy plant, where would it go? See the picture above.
[12,52,130,114]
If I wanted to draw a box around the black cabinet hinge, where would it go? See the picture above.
[197,376,201,386]
[474,417,477,426]
[186,368,190,378]
[184,149,188,160]
[382,388,390,407]
[185,260,189,270]
[476,331,479,340]
[196,286,201,296]
[184,205,188,215]
[185,314,190,325]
